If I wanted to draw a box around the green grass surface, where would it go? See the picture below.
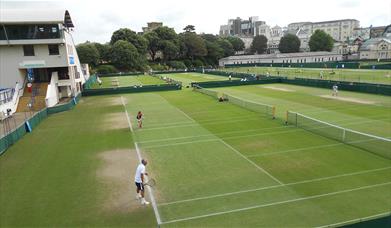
[160,72,237,86]
[227,67,391,85]
[91,75,165,88]
[213,84,391,138]
[1,85,390,226]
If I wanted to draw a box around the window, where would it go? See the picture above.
[23,45,35,56]
[48,44,59,55]
[2,24,60,40]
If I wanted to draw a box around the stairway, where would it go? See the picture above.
[16,83,49,112]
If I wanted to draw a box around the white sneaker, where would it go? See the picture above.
[141,198,150,205]
[136,194,141,199]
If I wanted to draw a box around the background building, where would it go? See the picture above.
[288,19,360,42]
[0,9,88,114]
[141,22,163,33]
[219,16,265,37]
[219,51,342,67]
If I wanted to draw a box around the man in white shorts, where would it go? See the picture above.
[332,84,338,97]
[134,159,150,205]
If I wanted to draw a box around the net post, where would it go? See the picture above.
[295,112,298,127]
[342,128,346,142]
[285,111,288,125]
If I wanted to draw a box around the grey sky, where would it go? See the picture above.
[1,0,390,44]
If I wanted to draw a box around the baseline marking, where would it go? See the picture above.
[121,96,162,225]
[161,182,391,225]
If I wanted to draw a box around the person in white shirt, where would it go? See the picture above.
[332,85,338,97]
[134,159,149,205]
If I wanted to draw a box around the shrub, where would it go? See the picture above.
[167,61,187,69]
[95,65,118,74]
[149,63,169,71]
[192,59,204,67]
[183,59,193,68]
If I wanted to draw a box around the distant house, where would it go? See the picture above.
[359,38,391,60]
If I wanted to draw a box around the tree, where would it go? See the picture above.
[217,38,235,57]
[111,40,141,70]
[227,36,245,52]
[250,35,268,54]
[144,31,160,61]
[181,32,207,60]
[93,42,111,63]
[201,34,218,43]
[183,25,196,33]
[154,26,178,41]
[279,34,301,53]
[309,30,334,52]
[204,40,224,64]
[160,40,179,61]
[110,28,148,54]
[76,43,100,67]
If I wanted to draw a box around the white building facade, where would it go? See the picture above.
[0,9,88,113]
[219,52,343,67]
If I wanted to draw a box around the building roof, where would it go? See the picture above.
[0,9,74,27]
[360,38,391,51]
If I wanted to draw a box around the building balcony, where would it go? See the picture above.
[0,38,65,46]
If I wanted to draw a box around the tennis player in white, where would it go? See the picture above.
[134,159,149,205]
[332,85,338,97]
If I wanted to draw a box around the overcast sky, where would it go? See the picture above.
[1,0,390,44]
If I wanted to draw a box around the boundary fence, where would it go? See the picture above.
[0,93,81,156]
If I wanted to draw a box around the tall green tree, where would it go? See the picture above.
[250,35,268,54]
[93,43,111,63]
[183,25,196,33]
[111,40,141,70]
[76,43,100,67]
[144,31,160,61]
[110,28,148,54]
[181,32,207,60]
[160,40,179,61]
[309,30,334,52]
[204,40,224,64]
[279,34,301,53]
[217,38,235,57]
[227,36,245,52]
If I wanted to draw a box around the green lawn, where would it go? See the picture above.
[91,75,165,88]
[212,84,391,138]
[160,72,237,87]
[227,66,391,85]
[1,87,390,227]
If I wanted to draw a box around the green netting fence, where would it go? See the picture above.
[83,74,97,89]
[0,93,82,156]
[82,84,181,96]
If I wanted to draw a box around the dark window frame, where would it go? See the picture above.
[48,44,60,55]
[23,45,35,56]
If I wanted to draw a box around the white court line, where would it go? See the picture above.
[159,166,391,206]
[148,99,284,186]
[120,96,162,225]
[246,142,343,158]
[219,139,284,185]
[316,211,391,228]
[160,182,391,225]
[141,127,299,149]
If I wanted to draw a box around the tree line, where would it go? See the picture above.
[76,25,245,73]
[77,26,334,73]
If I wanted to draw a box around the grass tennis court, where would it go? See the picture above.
[227,66,391,85]
[91,75,165,88]
[0,75,390,226]
[161,72,237,86]
[213,84,391,138]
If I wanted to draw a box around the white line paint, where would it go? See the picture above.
[219,139,284,185]
[159,166,391,206]
[121,96,162,225]
[316,211,391,228]
[161,182,391,225]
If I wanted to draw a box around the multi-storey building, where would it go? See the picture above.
[142,22,163,34]
[0,9,88,114]
[288,19,360,42]
[219,17,265,37]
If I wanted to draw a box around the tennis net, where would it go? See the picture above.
[286,111,391,159]
[194,86,275,119]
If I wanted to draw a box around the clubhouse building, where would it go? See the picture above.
[0,9,89,114]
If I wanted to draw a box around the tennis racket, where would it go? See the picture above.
[144,178,156,187]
